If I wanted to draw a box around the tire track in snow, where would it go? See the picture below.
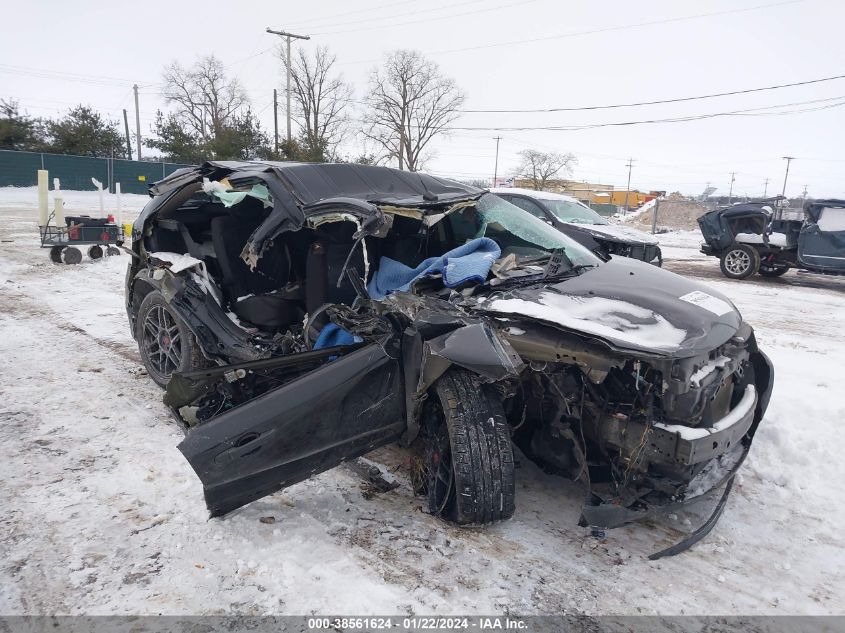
[0,286,140,364]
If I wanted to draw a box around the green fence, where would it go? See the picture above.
[0,149,191,195]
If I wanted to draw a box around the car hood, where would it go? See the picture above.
[565,222,659,245]
[476,257,741,358]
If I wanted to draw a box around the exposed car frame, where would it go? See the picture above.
[126,161,773,557]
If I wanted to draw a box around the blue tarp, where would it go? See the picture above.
[313,323,361,350]
[367,237,501,299]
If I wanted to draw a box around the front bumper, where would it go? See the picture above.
[581,349,773,535]
[652,384,756,466]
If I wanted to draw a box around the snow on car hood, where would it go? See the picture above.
[478,257,742,357]
[568,222,659,245]
[487,293,687,351]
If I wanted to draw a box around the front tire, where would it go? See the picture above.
[423,369,515,525]
[720,244,760,279]
[135,290,205,388]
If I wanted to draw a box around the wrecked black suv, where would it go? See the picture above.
[126,161,773,555]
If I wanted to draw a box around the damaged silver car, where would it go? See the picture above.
[125,161,773,557]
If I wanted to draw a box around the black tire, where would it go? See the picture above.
[425,369,515,525]
[88,245,103,260]
[758,263,789,277]
[61,247,82,265]
[49,246,63,263]
[719,244,760,279]
[135,290,206,388]
[106,246,121,256]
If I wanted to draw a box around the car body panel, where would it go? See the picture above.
[177,342,405,517]
[477,256,741,358]
[572,222,658,245]
[797,200,845,273]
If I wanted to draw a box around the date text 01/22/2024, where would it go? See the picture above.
[306,617,528,630]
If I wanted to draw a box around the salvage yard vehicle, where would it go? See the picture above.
[698,199,845,279]
[490,187,662,266]
[126,161,773,557]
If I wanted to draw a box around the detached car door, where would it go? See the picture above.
[178,343,405,517]
[798,203,845,273]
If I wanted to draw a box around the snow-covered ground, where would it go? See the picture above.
[1,188,844,616]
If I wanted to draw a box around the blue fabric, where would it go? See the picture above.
[367,237,501,299]
[313,323,361,350]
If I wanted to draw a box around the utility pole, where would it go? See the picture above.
[122,109,132,160]
[492,136,502,186]
[133,84,142,161]
[273,88,279,156]
[802,184,809,201]
[623,158,634,214]
[266,28,311,143]
[728,172,736,204]
[781,156,795,198]
[763,177,769,198]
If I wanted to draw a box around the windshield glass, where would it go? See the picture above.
[543,198,608,225]
[441,194,601,269]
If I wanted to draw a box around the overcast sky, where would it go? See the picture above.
[2,0,844,197]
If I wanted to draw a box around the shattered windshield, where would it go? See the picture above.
[543,199,608,225]
[444,194,601,268]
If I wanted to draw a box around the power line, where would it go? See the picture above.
[286,0,419,29]
[312,0,538,36]
[447,95,845,131]
[338,0,802,64]
[305,0,486,33]
[0,63,155,87]
[461,73,845,113]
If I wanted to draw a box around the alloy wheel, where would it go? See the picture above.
[725,249,751,275]
[142,304,183,379]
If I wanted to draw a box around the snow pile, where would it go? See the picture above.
[149,252,204,273]
[735,232,791,247]
[615,197,656,223]
[817,208,845,231]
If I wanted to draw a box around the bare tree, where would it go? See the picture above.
[282,46,352,161]
[161,55,248,143]
[514,149,577,190]
[363,50,465,171]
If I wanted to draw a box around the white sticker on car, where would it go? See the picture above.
[679,290,733,315]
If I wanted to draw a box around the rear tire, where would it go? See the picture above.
[88,245,103,260]
[425,369,515,525]
[654,246,663,267]
[758,263,789,277]
[135,290,206,388]
[49,246,63,263]
[720,244,760,279]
